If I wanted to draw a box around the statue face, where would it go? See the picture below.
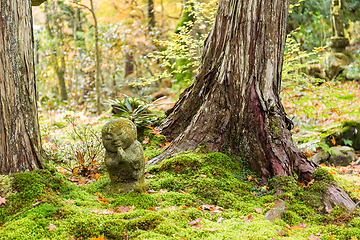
[102,127,125,153]
[102,118,137,152]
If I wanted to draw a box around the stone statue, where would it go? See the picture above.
[329,0,349,53]
[331,0,345,37]
[102,118,149,193]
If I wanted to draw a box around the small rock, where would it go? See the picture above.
[310,146,355,167]
[265,200,286,222]
[310,151,330,165]
[328,146,356,166]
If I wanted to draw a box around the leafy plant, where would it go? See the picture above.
[107,94,166,127]
[282,31,326,90]
[42,115,104,178]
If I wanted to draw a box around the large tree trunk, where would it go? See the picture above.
[148,0,316,183]
[0,0,44,174]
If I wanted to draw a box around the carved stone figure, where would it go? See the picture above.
[331,0,345,37]
[329,0,349,53]
[102,118,149,193]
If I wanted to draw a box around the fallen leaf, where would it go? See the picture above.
[148,206,161,211]
[277,230,285,236]
[254,208,262,213]
[142,136,150,145]
[245,215,254,222]
[167,206,178,211]
[147,190,158,194]
[90,234,106,240]
[191,224,203,229]
[187,218,202,226]
[158,189,168,194]
[0,196,7,205]
[179,189,187,194]
[48,223,57,231]
[90,209,114,215]
[66,199,75,204]
[77,177,87,185]
[205,227,217,231]
[308,234,321,240]
[200,174,207,178]
[331,136,336,145]
[217,216,224,223]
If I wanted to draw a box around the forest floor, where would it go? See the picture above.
[1,81,360,240]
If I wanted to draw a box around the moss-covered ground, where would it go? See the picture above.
[1,150,360,240]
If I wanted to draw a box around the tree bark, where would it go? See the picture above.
[0,0,44,174]
[147,0,155,29]
[148,0,316,183]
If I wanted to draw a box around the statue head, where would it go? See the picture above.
[102,118,137,153]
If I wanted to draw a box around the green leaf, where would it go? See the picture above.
[343,139,353,147]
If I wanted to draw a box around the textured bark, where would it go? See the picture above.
[0,0,44,174]
[148,0,316,183]
[124,53,134,78]
[147,0,155,29]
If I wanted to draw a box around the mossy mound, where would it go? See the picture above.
[0,168,75,225]
[1,153,360,240]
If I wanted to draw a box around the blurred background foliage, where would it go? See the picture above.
[33,0,360,115]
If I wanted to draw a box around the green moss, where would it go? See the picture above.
[269,175,298,192]
[0,175,13,197]
[282,210,302,225]
[0,169,74,224]
[313,168,335,184]
[288,203,315,217]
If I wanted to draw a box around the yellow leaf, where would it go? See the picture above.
[331,136,336,145]
[90,234,106,240]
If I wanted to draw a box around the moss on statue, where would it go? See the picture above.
[102,118,149,193]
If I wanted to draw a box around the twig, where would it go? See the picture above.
[4,192,66,226]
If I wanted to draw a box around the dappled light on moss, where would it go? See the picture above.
[1,153,360,239]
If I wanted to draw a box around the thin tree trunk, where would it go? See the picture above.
[124,53,134,78]
[149,0,315,182]
[147,0,155,29]
[89,0,101,115]
[0,0,44,174]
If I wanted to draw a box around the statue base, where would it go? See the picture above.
[109,177,150,193]
[329,37,349,53]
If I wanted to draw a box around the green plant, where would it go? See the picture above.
[107,94,166,127]
[42,115,104,178]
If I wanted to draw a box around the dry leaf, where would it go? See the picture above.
[158,189,168,194]
[66,199,75,204]
[245,215,254,222]
[254,208,262,213]
[148,206,161,211]
[48,223,57,231]
[90,234,106,240]
[187,218,202,226]
[191,224,203,229]
[217,216,224,223]
[308,234,321,240]
[142,136,150,145]
[147,190,158,194]
[200,174,207,178]
[145,173,155,178]
[205,228,217,231]
[0,196,7,205]
[331,136,336,145]
[167,206,178,211]
[77,177,87,185]
[277,230,285,236]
